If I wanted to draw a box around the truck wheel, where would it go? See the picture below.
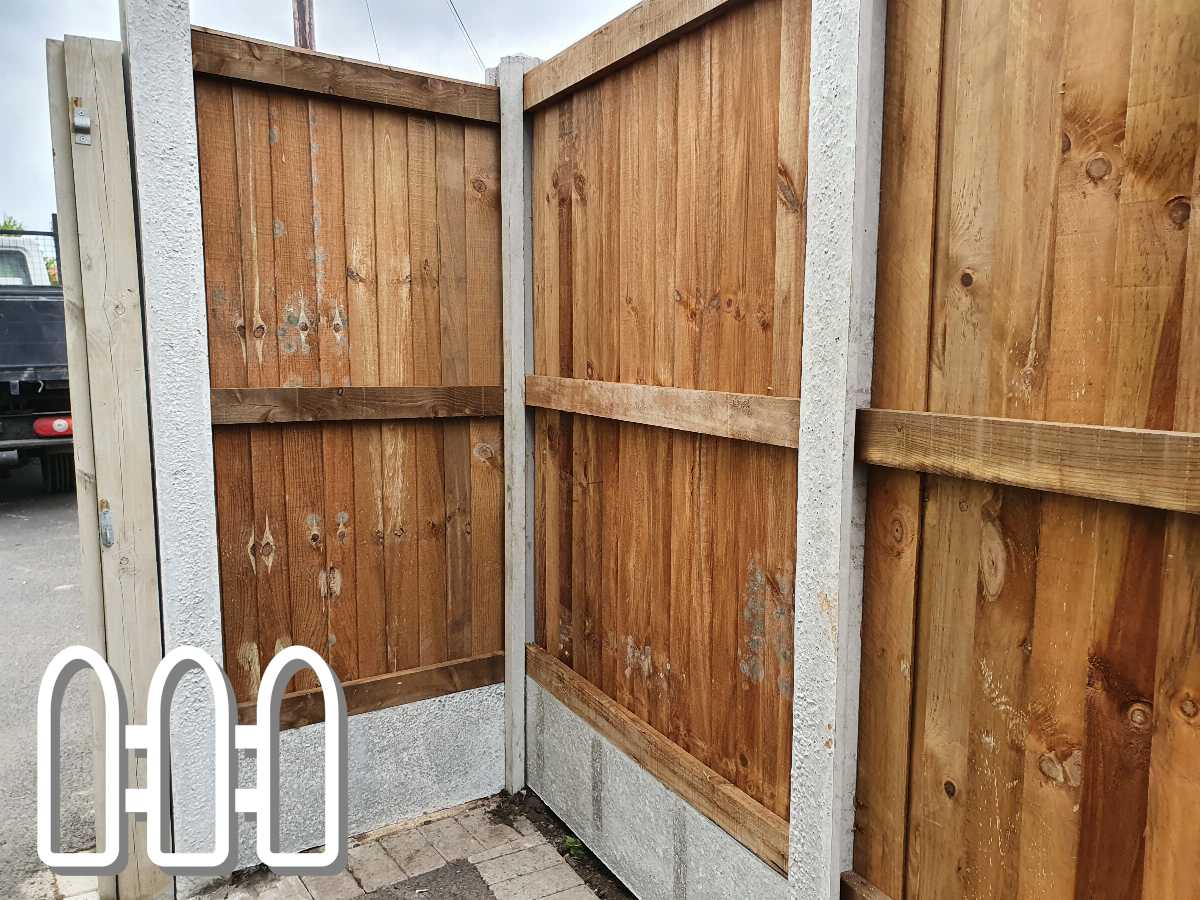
[42,452,76,494]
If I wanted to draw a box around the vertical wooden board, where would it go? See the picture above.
[311,98,350,387]
[1144,37,1200,890]
[961,0,1069,892]
[570,85,602,686]
[671,25,713,757]
[596,73,623,701]
[706,8,747,786]
[408,114,450,666]
[196,78,259,700]
[229,86,293,684]
[342,102,388,678]
[532,107,560,655]
[197,79,248,388]
[213,429,259,699]
[649,43,678,738]
[906,0,1004,890]
[375,108,420,671]
[230,86,294,676]
[233,85,281,392]
[465,123,504,656]
[269,92,319,386]
[269,90,326,688]
[553,106,577,666]
[616,64,648,719]
[436,117,474,660]
[310,98,358,682]
[1013,3,1133,896]
[855,0,939,881]
[1080,0,1197,892]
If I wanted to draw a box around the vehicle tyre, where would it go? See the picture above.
[41,451,75,493]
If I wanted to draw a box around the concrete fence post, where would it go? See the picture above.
[498,53,540,795]
[788,0,887,896]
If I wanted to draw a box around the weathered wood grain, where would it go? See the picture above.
[858,409,1200,514]
[526,644,789,875]
[192,27,499,122]
[522,0,745,110]
[525,375,799,448]
[240,651,504,729]
[211,385,502,424]
[839,872,894,900]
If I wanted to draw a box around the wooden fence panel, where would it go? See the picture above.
[529,0,805,826]
[194,54,504,713]
[855,0,1200,897]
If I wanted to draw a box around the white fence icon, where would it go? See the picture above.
[38,644,347,876]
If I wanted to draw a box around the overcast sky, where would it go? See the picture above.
[1,0,633,230]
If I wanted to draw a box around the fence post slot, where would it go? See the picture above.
[789,0,887,895]
[498,53,540,794]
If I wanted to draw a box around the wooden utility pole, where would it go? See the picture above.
[293,0,315,49]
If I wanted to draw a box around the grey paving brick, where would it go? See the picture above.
[301,870,363,900]
[380,828,446,879]
[467,835,547,865]
[259,875,314,900]
[491,863,583,900]
[419,817,487,862]
[455,807,524,850]
[476,843,563,885]
[347,843,406,892]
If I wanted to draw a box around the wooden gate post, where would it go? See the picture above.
[498,53,540,794]
[789,0,886,896]
[47,34,168,899]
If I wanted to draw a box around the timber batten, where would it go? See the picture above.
[211,385,502,424]
[191,27,500,122]
[239,652,504,728]
[857,410,1200,514]
[525,375,800,447]
[526,644,789,875]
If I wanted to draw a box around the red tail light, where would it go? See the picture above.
[34,416,72,438]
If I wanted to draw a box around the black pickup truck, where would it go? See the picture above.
[0,229,74,492]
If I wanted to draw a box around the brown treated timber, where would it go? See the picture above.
[191,27,500,123]
[525,643,789,875]
[857,409,1200,514]
[525,375,799,448]
[211,386,501,424]
[840,872,895,900]
[522,0,744,111]
[240,651,504,729]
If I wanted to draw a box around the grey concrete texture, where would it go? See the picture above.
[0,467,95,898]
[526,679,787,900]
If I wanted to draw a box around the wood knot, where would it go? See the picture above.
[236,322,247,338]
[943,780,957,799]
[332,321,343,333]
[1179,697,1198,721]
[960,269,975,288]
[253,323,266,339]
[1085,155,1112,182]
[1167,196,1191,228]
[1127,701,1153,731]
[1061,132,1071,154]
[471,176,487,195]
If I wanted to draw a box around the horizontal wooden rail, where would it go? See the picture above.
[526,644,788,874]
[841,872,895,900]
[523,0,743,110]
[211,385,502,425]
[525,375,799,448]
[239,651,504,729]
[857,408,1200,514]
[192,27,500,123]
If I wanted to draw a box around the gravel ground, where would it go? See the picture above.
[0,463,95,898]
